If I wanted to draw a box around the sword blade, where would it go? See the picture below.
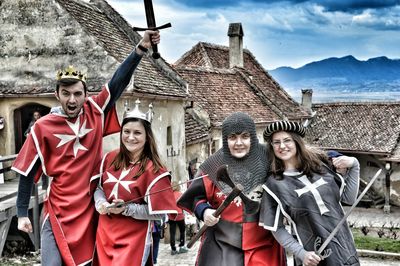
[107,174,209,209]
[317,168,382,255]
[142,0,161,58]
[144,0,156,27]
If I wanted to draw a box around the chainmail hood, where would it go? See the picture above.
[200,112,269,196]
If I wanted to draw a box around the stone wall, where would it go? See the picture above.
[0,0,118,92]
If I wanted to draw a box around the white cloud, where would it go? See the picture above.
[352,10,373,24]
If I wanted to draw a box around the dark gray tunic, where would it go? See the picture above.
[260,162,360,266]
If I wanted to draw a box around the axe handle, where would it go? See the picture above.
[187,184,243,248]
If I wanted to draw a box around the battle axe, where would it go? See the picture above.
[217,165,260,215]
[187,167,243,248]
[133,0,171,59]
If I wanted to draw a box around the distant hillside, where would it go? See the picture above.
[268,55,400,102]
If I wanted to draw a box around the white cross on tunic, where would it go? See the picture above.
[54,117,93,158]
[295,175,329,215]
[104,168,136,199]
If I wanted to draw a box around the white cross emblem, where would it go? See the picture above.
[104,168,136,199]
[295,175,329,215]
[54,117,93,158]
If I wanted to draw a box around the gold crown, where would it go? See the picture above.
[123,99,154,123]
[56,65,87,83]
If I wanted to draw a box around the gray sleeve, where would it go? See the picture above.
[122,203,165,220]
[94,187,108,211]
[272,225,307,262]
[341,158,360,205]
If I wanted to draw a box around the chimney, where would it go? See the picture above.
[227,23,244,68]
[301,89,313,110]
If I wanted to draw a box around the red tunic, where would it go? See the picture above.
[12,85,120,266]
[95,150,178,265]
[178,173,286,266]
[168,191,185,221]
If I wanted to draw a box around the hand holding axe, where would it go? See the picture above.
[187,165,246,248]
[187,182,243,248]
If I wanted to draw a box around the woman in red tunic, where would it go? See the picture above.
[93,101,178,265]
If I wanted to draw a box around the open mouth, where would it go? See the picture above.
[68,106,77,112]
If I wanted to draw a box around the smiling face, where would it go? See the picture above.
[121,121,147,161]
[271,131,298,168]
[55,82,86,118]
[227,132,251,159]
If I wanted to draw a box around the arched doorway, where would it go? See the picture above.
[14,103,50,152]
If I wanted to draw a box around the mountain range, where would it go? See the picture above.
[268,55,400,103]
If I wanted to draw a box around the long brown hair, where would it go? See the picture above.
[111,118,165,178]
[267,132,329,179]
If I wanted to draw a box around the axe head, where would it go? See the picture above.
[216,165,260,215]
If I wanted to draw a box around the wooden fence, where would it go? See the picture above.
[0,155,44,257]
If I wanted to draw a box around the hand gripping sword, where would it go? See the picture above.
[187,166,244,248]
[314,168,383,259]
[133,0,171,59]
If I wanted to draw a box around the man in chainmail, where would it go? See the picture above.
[178,112,286,266]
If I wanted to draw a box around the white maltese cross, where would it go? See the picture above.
[54,117,93,158]
[104,168,136,199]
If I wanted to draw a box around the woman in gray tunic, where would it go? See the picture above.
[259,121,360,266]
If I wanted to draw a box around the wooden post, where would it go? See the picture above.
[0,217,12,257]
[384,162,391,213]
[32,183,40,250]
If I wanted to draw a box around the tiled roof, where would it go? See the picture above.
[174,42,309,126]
[306,102,400,159]
[185,112,210,144]
[178,68,282,127]
[56,0,187,98]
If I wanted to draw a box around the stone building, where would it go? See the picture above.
[0,0,188,181]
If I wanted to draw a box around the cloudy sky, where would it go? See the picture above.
[108,0,400,70]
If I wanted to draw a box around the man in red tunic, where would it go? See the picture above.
[12,30,160,266]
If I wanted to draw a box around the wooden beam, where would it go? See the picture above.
[0,217,12,257]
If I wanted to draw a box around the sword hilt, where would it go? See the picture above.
[133,23,172,32]
[133,23,171,59]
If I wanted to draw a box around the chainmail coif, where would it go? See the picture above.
[200,112,269,198]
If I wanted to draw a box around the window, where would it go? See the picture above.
[167,126,172,146]
[211,139,219,154]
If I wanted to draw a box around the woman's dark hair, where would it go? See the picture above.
[56,78,87,94]
[267,132,329,179]
[111,118,165,178]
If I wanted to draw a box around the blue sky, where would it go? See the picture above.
[108,0,400,69]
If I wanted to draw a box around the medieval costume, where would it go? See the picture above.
[168,190,188,255]
[94,150,178,265]
[13,49,144,265]
[178,112,286,266]
[259,120,360,266]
